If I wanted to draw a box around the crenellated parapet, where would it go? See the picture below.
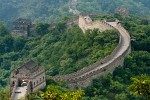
[78,15,114,32]
[10,60,46,100]
[52,15,131,89]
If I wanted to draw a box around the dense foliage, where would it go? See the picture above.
[77,0,150,16]
[84,50,150,100]
[0,23,26,87]
[38,85,84,100]
[82,15,150,100]
[11,25,117,76]
[0,87,9,100]
[0,0,70,26]
[0,21,118,87]
[0,14,150,99]
[129,75,150,99]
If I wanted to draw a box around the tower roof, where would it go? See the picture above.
[13,18,31,25]
[17,60,40,74]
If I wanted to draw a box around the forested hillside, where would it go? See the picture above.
[0,0,150,99]
[0,0,70,26]
[77,0,150,16]
[1,0,150,26]
[0,13,150,99]
[83,15,150,100]
[0,21,118,87]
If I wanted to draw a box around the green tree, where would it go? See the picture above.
[39,85,84,100]
[0,23,9,36]
[55,22,66,33]
[129,75,150,99]
[13,37,26,51]
[3,35,14,52]
[0,88,10,100]
[115,93,127,100]
[35,23,49,35]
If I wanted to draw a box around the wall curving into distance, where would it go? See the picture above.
[52,15,131,89]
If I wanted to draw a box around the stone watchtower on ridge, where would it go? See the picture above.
[10,60,46,100]
[12,18,32,38]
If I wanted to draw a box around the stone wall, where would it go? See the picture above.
[32,81,46,91]
[78,15,113,32]
[10,68,46,99]
[10,79,18,100]
[12,30,28,38]
[51,15,131,89]
[32,72,46,91]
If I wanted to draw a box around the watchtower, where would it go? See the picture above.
[12,18,32,37]
[10,60,46,100]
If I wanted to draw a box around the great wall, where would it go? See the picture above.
[10,15,131,100]
[52,15,131,89]
[69,0,80,15]
[10,61,46,100]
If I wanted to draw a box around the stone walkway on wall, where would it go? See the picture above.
[77,22,130,78]
[52,16,131,88]
[13,86,27,100]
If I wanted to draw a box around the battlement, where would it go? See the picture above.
[52,15,131,89]
[78,15,114,33]
[12,18,32,38]
[10,60,46,100]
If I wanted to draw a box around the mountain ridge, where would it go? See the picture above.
[1,0,150,26]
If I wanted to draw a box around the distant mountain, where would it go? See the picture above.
[0,0,70,25]
[77,0,150,16]
[0,0,150,26]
